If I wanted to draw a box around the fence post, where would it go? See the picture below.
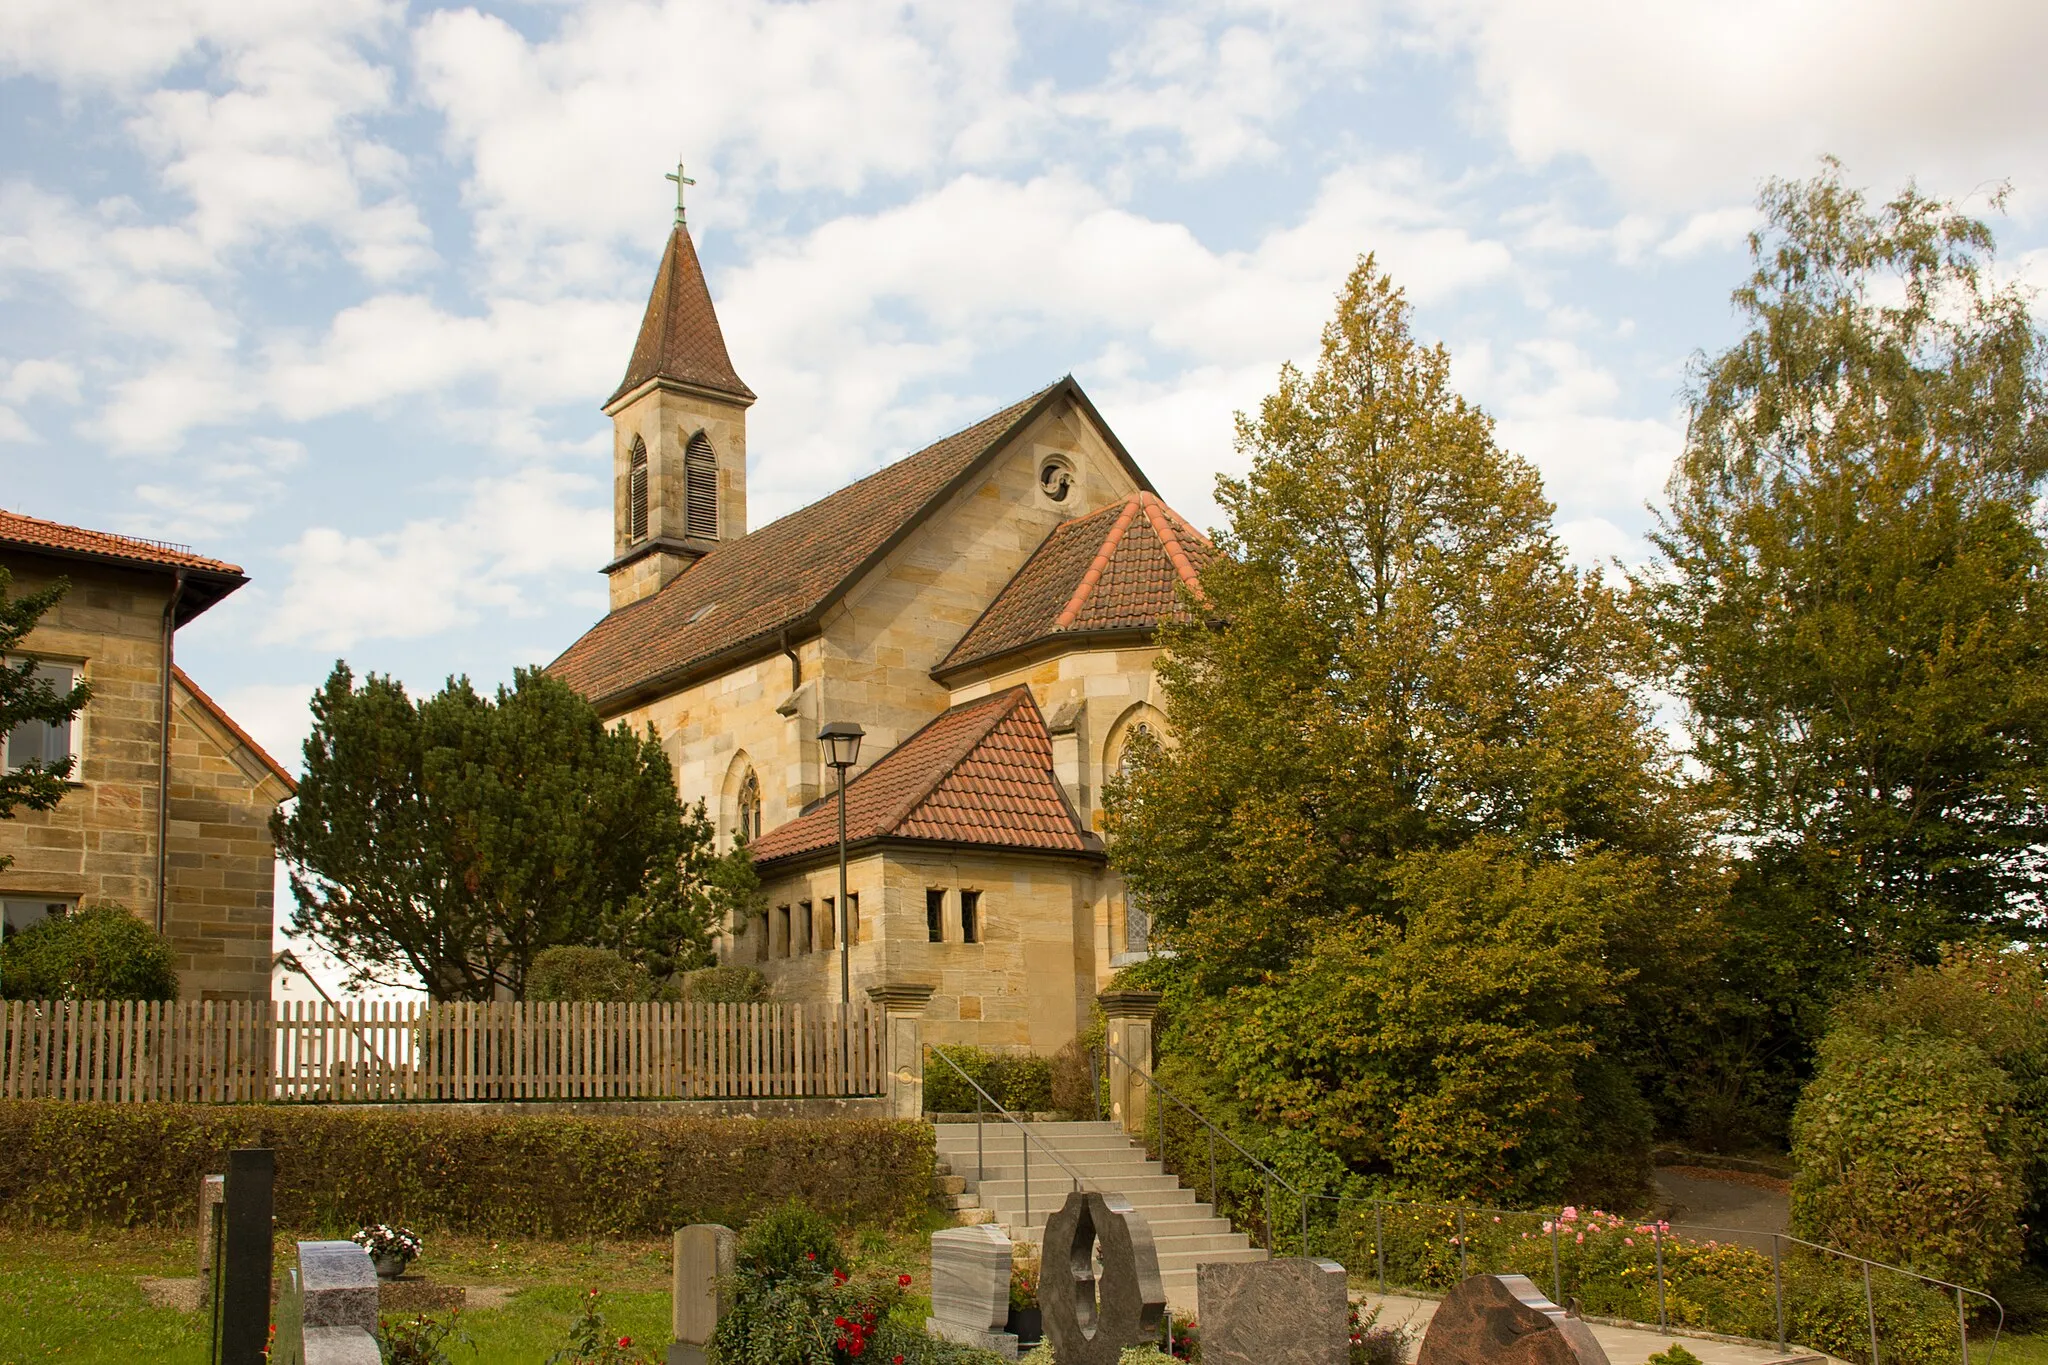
[1864,1263,1879,1365]
[1654,1225,1667,1330]
[1772,1234,1785,1351]
[1023,1119,1030,1233]
[1375,1201,1386,1294]
[1551,1218,1562,1306]
[1098,989,1162,1139]
[1457,1207,1468,1278]
[1957,1285,1969,1365]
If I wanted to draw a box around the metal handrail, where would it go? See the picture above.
[1099,1041,1307,1251]
[1328,1193,2006,1365]
[925,1044,1095,1233]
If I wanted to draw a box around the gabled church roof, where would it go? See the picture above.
[934,491,1214,680]
[606,223,754,407]
[549,377,1154,711]
[748,686,1094,866]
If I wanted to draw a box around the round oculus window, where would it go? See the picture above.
[1039,457,1075,502]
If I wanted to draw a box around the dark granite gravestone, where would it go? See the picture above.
[1198,1258,1349,1365]
[1416,1273,1611,1365]
[212,1148,274,1365]
[271,1241,382,1365]
[1039,1190,1167,1365]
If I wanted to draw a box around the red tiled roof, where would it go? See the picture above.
[551,378,1150,710]
[0,509,243,576]
[606,223,754,407]
[172,667,297,794]
[935,492,1214,678]
[748,687,1092,865]
[0,508,249,625]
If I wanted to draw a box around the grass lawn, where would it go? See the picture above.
[0,1217,943,1365]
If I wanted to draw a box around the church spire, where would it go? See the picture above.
[605,215,754,410]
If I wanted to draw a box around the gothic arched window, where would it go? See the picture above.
[1118,722,1154,778]
[737,769,762,843]
[628,435,649,543]
[685,431,718,540]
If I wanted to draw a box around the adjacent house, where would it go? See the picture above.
[549,213,1211,1053]
[0,510,294,1000]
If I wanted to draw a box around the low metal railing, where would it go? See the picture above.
[1099,1042,1307,1254]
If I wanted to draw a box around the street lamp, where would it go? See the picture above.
[819,721,864,1018]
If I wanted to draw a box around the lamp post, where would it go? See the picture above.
[819,721,864,1080]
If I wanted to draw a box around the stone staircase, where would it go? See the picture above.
[933,1119,1266,1310]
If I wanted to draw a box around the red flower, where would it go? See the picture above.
[805,1251,816,1261]
[617,1338,631,1349]
[834,1316,849,1329]
[898,1274,912,1287]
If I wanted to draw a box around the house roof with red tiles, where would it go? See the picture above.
[748,686,1096,867]
[172,667,297,794]
[934,491,1215,680]
[0,508,249,626]
[606,222,754,408]
[549,377,1154,711]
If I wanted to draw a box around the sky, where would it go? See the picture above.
[7,0,2048,776]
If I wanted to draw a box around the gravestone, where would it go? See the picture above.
[196,1174,224,1280]
[1416,1273,1611,1365]
[213,1148,275,1365]
[272,1242,381,1365]
[668,1224,736,1365]
[1039,1190,1166,1365]
[925,1224,1018,1360]
[1198,1258,1349,1365]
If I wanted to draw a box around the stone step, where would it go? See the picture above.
[933,1174,967,1196]
[932,1120,1128,1134]
[1005,1212,1235,1244]
[965,1168,1180,1196]
[953,1208,996,1226]
[935,1133,1148,1155]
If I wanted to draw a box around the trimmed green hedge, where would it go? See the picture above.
[0,1101,933,1236]
[924,1047,1054,1115]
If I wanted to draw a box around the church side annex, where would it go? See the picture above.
[550,205,1210,1054]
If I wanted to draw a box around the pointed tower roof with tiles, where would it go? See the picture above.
[605,222,755,408]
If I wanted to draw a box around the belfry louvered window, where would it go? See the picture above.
[684,431,718,540]
[628,435,649,543]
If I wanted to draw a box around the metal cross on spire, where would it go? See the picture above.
[665,162,695,226]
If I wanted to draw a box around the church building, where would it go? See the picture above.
[550,210,1212,1055]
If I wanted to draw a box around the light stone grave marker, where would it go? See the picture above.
[668,1224,736,1365]
[1197,1257,1349,1365]
[271,1240,381,1365]
[926,1223,1019,1360]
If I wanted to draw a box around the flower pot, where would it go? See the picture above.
[372,1251,411,1280]
[1006,1306,1042,1345]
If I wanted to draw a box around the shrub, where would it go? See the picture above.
[712,1200,1005,1365]
[528,947,662,1003]
[681,965,770,1003]
[0,1100,931,1236]
[0,901,177,1001]
[547,1290,660,1364]
[1645,1347,1703,1365]
[1050,1025,1106,1119]
[925,1046,1054,1115]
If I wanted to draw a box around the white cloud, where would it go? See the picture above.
[129,435,306,541]
[266,467,608,650]
[2,358,81,405]
[0,406,32,443]
[1418,0,2048,210]
[206,679,319,777]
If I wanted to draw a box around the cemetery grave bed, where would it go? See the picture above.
[0,1218,944,1365]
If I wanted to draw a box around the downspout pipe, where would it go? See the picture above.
[780,628,801,689]
[156,568,186,934]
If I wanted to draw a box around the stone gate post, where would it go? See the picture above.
[1097,989,1162,1139]
[867,981,936,1119]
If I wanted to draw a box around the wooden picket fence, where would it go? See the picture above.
[0,998,885,1103]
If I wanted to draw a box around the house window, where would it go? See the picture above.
[1125,896,1150,954]
[846,893,860,946]
[685,431,718,540]
[3,661,80,774]
[628,435,650,543]
[736,770,762,842]
[926,889,945,943]
[798,899,813,954]
[1,896,72,938]
[774,905,790,958]
[821,897,836,952]
[960,890,981,945]
[757,908,771,963]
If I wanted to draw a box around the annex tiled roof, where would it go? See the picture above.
[606,223,754,407]
[935,491,1215,677]
[748,686,1092,865]
[551,379,1146,709]
[172,667,297,793]
[0,508,248,625]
